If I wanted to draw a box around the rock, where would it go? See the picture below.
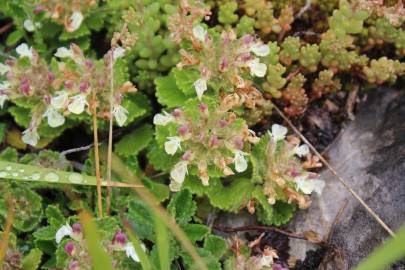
[287,88,405,269]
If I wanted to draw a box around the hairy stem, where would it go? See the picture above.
[92,90,103,218]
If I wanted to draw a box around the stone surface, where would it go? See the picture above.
[287,88,405,269]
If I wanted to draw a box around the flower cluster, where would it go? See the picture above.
[154,98,259,191]
[56,223,144,269]
[251,124,325,210]
[0,42,136,146]
[24,0,99,33]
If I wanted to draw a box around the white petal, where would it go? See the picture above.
[0,63,10,75]
[51,91,69,109]
[125,242,146,262]
[234,151,248,173]
[271,124,287,141]
[16,43,33,59]
[296,177,324,195]
[169,180,183,192]
[69,11,84,32]
[248,59,267,77]
[113,47,125,60]
[153,113,173,126]
[0,95,8,108]
[164,136,181,155]
[55,224,73,244]
[22,128,39,146]
[23,19,36,32]
[295,144,309,157]
[251,44,270,57]
[170,161,188,184]
[113,105,128,127]
[194,78,207,100]
[68,94,87,114]
[192,25,207,42]
[44,107,65,128]
[54,47,73,58]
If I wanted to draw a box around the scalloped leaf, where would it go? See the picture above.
[22,248,43,270]
[155,74,189,108]
[182,223,210,243]
[204,235,228,259]
[167,189,197,225]
[173,68,200,96]
[115,124,153,158]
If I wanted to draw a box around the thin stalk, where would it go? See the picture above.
[0,199,14,269]
[272,104,395,237]
[92,90,103,218]
[106,51,114,215]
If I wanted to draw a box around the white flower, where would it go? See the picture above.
[194,78,207,100]
[51,91,69,109]
[54,47,73,58]
[125,242,146,262]
[251,44,270,57]
[43,107,65,128]
[169,180,183,192]
[270,124,287,141]
[170,161,188,184]
[55,223,73,244]
[192,25,207,42]
[113,105,128,127]
[113,47,125,60]
[0,94,8,108]
[68,94,88,114]
[23,19,41,32]
[295,144,309,157]
[296,177,325,195]
[259,254,274,267]
[0,63,10,75]
[164,136,181,155]
[68,11,84,32]
[22,128,39,146]
[233,150,248,173]
[247,58,267,77]
[153,112,173,126]
[16,43,33,59]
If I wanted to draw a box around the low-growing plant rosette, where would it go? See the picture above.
[154,97,259,191]
[0,41,136,146]
[250,124,325,211]
[55,222,145,269]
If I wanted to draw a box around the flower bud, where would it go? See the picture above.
[199,103,207,113]
[68,260,79,270]
[171,108,182,117]
[64,242,75,256]
[72,223,81,235]
[84,60,94,69]
[6,72,13,81]
[64,80,74,89]
[79,81,89,92]
[242,34,254,44]
[20,79,30,95]
[181,151,192,161]
[209,135,219,147]
[34,5,45,15]
[178,124,189,136]
[48,72,55,82]
[233,137,244,150]
[218,119,228,128]
[113,230,127,246]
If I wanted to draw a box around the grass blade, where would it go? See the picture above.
[154,213,170,270]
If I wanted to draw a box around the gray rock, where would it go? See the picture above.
[287,88,405,269]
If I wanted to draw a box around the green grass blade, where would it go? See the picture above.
[154,213,170,270]
[79,211,114,270]
[355,225,405,270]
[123,219,153,270]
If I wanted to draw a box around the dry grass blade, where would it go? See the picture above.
[91,90,103,218]
[106,51,114,215]
[0,199,15,268]
[272,104,395,237]
[111,153,209,270]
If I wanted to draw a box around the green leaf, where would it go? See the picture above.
[22,248,43,270]
[168,189,197,225]
[6,29,24,46]
[33,226,57,241]
[0,147,19,162]
[126,227,153,270]
[173,68,199,96]
[355,225,405,270]
[141,177,170,203]
[45,205,65,227]
[147,142,178,171]
[127,199,155,240]
[115,124,153,157]
[206,178,255,212]
[121,93,150,124]
[59,24,91,41]
[250,134,269,184]
[155,74,189,108]
[204,235,228,259]
[182,223,210,243]
[181,248,221,270]
[0,123,6,143]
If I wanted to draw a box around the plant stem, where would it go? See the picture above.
[0,199,15,267]
[106,51,114,215]
[92,90,103,218]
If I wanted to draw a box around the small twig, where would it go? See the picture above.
[91,90,103,218]
[345,84,359,121]
[0,199,14,266]
[213,225,312,242]
[286,67,303,81]
[272,104,395,237]
[296,0,312,18]
[60,143,98,156]
[0,22,13,35]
